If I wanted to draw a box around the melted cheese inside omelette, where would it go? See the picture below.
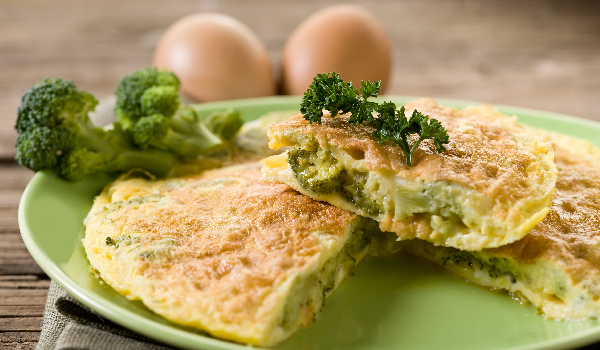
[83,163,392,346]
[263,98,558,251]
[401,129,600,320]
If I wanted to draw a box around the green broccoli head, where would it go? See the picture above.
[141,86,180,118]
[115,68,230,157]
[16,78,97,133]
[14,78,97,172]
[15,77,177,181]
[202,108,244,141]
[131,114,170,149]
[15,125,77,171]
[58,147,112,181]
[114,67,180,129]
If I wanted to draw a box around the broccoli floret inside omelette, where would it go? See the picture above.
[287,140,382,215]
[439,248,518,283]
[339,169,382,217]
[287,145,343,194]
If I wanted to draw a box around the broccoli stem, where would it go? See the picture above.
[107,150,176,177]
[59,127,178,181]
[75,123,119,154]
[160,127,222,159]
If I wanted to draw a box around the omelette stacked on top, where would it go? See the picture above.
[84,163,393,346]
[263,99,558,251]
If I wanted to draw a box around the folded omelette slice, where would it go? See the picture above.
[83,162,391,346]
[401,129,600,320]
[262,99,557,251]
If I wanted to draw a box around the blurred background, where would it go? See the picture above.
[1,0,599,158]
[0,0,599,347]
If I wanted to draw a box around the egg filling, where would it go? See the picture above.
[263,138,499,247]
[279,217,380,332]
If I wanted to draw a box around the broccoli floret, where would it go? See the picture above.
[131,114,222,156]
[340,171,382,216]
[114,68,180,129]
[201,108,244,141]
[287,143,381,214]
[14,78,177,181]
[287,147,344,194]
[141,86,180,117]
[115,68,243,158]
[441,250,472,266]
[15,125,76,171]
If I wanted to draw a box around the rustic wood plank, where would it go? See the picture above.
[0,165,34,191]
[0,261,43,272]
[0,343,37,350]
[0,265,45,278]
[0,318,42,332]
[0,332,40,342]
[0,233,45,276]
[0,190,26,210]
[0,264,45,279]
[0,279,49,290]
[0,296,47,307]
[0,332,39,350]
[0,342,37,350]
[0,210,18,233]
[0,251,41,260]
[0,234,27,243]
[0,234,28,247]
[0,305,45,318]
[0,233,44,277]
[0,289,48,298]
[0,276,39,282]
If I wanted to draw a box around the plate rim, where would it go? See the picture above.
[18,95,600,350]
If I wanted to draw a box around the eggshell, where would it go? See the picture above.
[281,4,393,95]
[153,13,276,102]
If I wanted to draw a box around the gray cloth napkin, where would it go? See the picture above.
[36,281,175,350]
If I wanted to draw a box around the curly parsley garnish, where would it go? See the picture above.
[300,71,450,166]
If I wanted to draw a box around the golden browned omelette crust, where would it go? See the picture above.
[403,130,600,319]
[265,99,557,250]
[84,163,383,346]
[487,130,600,284]
[269,99,545,195]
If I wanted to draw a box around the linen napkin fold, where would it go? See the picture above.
[36,281,175,350]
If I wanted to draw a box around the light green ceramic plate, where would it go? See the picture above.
[19,96,600,350]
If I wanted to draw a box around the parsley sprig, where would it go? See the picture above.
[300,72,450,166]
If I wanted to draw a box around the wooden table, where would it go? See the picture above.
[1,0,599,348]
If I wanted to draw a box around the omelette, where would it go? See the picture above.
[83,162,394,346]
[400,129,600,320]
[262,98,558,251]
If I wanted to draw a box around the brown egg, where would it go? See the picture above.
[281,4,393,95]
[153,13,276,102]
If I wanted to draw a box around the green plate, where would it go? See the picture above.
[19,96,600,350]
